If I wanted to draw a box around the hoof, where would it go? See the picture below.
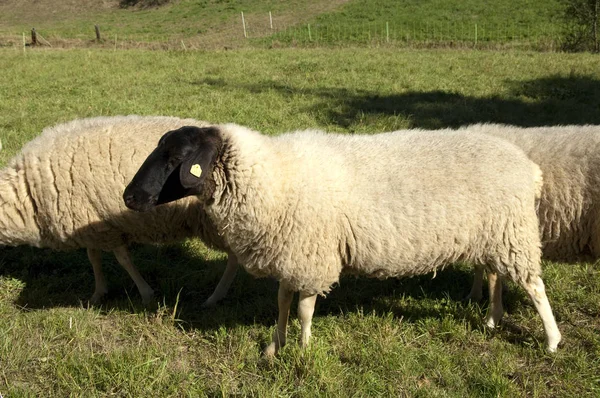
[546,333,562,353]
[485,316,497,329]
[263,342,278,357]
[89,290,107,305]
[141,290,156,308]
[464,292,483,302]
[201,299,217,309]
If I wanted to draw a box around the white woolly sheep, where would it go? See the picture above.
[0,115,238,305]
[460,124,600,310]
[205,123,600,311]
[124,123,562,353]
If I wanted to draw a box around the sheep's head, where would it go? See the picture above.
[124,126,222,212]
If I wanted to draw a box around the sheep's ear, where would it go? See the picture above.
[179,128,221,191]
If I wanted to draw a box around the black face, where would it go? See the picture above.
[123,126,222,212]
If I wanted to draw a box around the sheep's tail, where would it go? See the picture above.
[0,162,42,246]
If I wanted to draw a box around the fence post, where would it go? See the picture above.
[308,24,312,41]
[269,11,273,30]
[474,23,478,47]
[22,32,26,52]
[31,28,37,46]
[386,22,389,43]
[95,25,101,42]
[241,12,247,38]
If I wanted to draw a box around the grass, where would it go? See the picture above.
[0,47,600,396]
[0,0,349,48]
[269,0,565,48]
[0,0,567,49]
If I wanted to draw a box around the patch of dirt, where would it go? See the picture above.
[0,0,351,50]
[0,0,119,25]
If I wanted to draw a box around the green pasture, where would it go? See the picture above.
[0,0,565,49]
[0,47,599,396]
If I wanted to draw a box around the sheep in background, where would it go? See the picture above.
[0,115,238,305]
[463,124,600,307]
[124,123,562,353]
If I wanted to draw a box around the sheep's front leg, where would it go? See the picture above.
[485,271,504,328]
[467,264,485,301]
[201,251,239,308]
[88,248,107,304]
[112,245,155,305]
[264,282,294,357]
[298,292,317,348]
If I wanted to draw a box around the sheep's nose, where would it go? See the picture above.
[123,189,158,211]
[123,193,138,209]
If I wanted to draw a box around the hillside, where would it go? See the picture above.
[0,0,565,49]
[0,0,349,47]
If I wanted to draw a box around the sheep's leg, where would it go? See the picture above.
[466,264,484,301]
[201,252,238,308]
[112,245,155,305]
[88,248,108,304]
[485,272,504,328]
[298,291,318,348]
[264,282,294,357]
[520,276,562,353]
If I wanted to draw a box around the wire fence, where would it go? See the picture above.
[262,21,562,50]
[0,15,564,51]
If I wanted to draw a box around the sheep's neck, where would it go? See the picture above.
[0,165,42,246]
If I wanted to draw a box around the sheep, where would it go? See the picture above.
[0,115,238,306]
[206,123,600,310]
[461,124,600,306]
[124,123,562,353]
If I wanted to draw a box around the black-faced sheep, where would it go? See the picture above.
[124,123,562,353]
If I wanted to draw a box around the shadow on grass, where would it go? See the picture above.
[1,239,522,333]
[1,239,536,339]
[196,74,600,129]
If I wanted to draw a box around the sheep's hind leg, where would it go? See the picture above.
[298,291,318,348]
[201,251,238,308]
[112,245,155,305]
[264,282,294,357]
[88,248,108,304]
[485,271,504,328]
[520,276,561,353]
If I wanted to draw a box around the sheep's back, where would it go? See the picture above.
[234,128,541,293]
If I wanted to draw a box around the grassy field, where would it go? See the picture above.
[0,0,349,48]
[0,47,600,396]
[269,0,564,48]
[0,0,565,49]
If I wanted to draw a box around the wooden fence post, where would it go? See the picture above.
[31,28,38,46]
[95,25,101,42]
[241,12,247,38]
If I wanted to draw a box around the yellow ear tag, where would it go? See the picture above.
[190,164,202,178]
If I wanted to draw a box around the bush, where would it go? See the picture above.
[561,0,600,52]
